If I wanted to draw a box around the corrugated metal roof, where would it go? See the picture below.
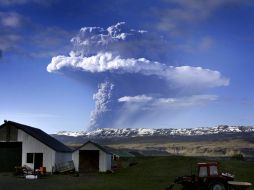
[0,121,72,153]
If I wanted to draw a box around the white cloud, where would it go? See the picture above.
[0,12,24,28]
[47,52,229,89]
[48,23,229,89]
[2,14,20,27]
[118,95,153,103]
[0,34,20,50]
[119,94,218,109]
[107,22,129,40]
[0,10,73,59]
[168,66,229,88]
[157,0,252,32]
[154,94,218,108]
[25,26,73,58]
[175,36,214,53]
[0,0,54,6]
[70,22,146,57]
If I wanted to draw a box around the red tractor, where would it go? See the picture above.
[166,162,235,190]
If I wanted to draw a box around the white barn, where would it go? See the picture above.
[0,120,72,173]
[72,141,112,172]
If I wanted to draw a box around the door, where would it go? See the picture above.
[79,150,99,172]
[0,142,22,172]
[34,153,43,170]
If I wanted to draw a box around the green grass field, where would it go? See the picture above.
[0,156,253,190]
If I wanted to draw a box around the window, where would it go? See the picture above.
[199,166,208,177]
[27,153,34,163]
[210,166,218,176]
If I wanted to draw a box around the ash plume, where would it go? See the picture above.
[47,22,229,131]
[89,81,114,131]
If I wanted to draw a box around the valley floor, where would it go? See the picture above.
[107,139,254,158]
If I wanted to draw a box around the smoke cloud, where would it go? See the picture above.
[47,22,229,131]
[89,81,114,131]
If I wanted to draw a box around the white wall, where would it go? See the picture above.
[72,151,79,171]
[106,154,112,170]
[18,129,56,172]
[72,143,111,172]
[55,152,72,164]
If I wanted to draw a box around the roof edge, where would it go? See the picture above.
[75,140,112,155]
[1,120,72,153]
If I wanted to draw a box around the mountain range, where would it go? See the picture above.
[52,125,254,158]
[56,125,254,137]
[53,125,254,145]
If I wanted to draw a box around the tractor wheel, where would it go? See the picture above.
[209,182,225,190]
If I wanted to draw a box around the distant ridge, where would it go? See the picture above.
[56,125,254,138]
[53,125,254,158]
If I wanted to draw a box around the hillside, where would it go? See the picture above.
[107,139,254,159]
[52,125,254,159]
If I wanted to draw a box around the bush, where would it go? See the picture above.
[231,153,245,160]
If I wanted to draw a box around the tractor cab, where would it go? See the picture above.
[196,162,223,190]
[197,162,220,178]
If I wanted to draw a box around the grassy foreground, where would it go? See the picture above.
[0,156,253,190]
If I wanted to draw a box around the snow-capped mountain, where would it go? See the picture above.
[56,125,254,138]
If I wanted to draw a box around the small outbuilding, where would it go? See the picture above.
[111,150,135,160]
[72,141,112,172]
[0,120,72,172]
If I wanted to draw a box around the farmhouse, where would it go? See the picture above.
[72,141,112,172]
[0,120,113,173]
[0,120,72,172]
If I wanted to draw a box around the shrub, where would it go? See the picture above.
[231,153,245,161]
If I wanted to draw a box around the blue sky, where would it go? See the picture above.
[0,0,254,133]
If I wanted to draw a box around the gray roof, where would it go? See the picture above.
[1,120,72,153]
[76,140,112,155]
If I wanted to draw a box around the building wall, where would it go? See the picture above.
[72,150,79,171]
[72,143,111,172]
[106,154,112,169]
[18,129,56,172]
[0,125,18,141]
[0,125,8,141]
[55,152,72,164]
